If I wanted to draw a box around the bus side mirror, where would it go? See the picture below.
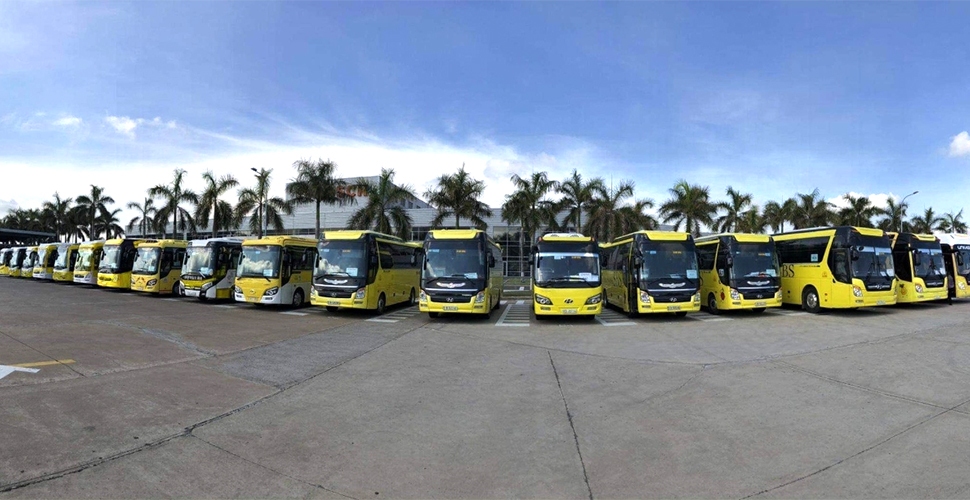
[958,254,965,266]
[488,254,496,268]
[911,250,921,267]
[633,256,643,268]
[850,248,860,261]
[726,255,734,267]
[370,254,378,266]
[410,254,417,266]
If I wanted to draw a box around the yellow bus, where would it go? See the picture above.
[181,237,245,300]
[419,229,503,318]
[938,233,970,300]
[601,231,701,317]
[6,247,28,278]
[0,248,12,276]
[73,241,105,285]
[52,243,80,282]
[310,230,422,314]
[531,233,602,319]
[774,226,896,313]
[695,233,782,314]
[234,236,317,307]
[20,246,39,278]
[97,238,142,289]
[32,243,58,280]
[887,232,948,303]
[130,239,188,295]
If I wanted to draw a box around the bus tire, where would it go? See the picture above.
[751,307,767,314]
[376,293,386,315]
[802,287,821,314]
[674,311,688,318]
[429,312,440,318]
[173,281,183,297]
[535,313,547,321]
[627,292,639,319]
[408,288,416,306]
[707,294,720,315]
[292,289,305,308]
[326,306,338,312]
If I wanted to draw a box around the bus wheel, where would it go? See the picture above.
[326,306,338,313]
[707,294,720,315]
[173,282,183,297]
[408,288,416,306]
[292,289,305,308]
[674,311,688,318]
[627,294,639,319]
[429,312,440,318]
[751,307,766,314]
[376,294,386,315]
[802,287,821,314]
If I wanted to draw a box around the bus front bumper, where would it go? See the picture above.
[896,286,948,303]
[721,296,783,310]
[53,270,73,282]
[419,299,489,314]
[638,294,702,314]
[97,274,130,289]
[311,293,367,310]
[534,303,602,316]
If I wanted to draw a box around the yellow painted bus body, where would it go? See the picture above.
[695,233,782,313]
[19,246,39,278]
[130,240,188,295]
[774,226,897,312]
[601,231,701,316]
[52,243,80,282]
[310,230,422,313]
[937,233,970,299]
[73,241,105,285]
[234,236,317,307]
[180,238,245,300]
[887,232,948,303]
[97,238,141,289]
[32,243,58,280]
[6,248,28,278]
[419,229,503,317]
[0,248,12,276]
[531,233,603,317]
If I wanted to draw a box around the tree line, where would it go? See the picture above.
[3,161,967,244]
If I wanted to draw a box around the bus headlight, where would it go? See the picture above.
[419,291,428,302]
[960,282,967,290]
[146,279,157,287]
[233,286,242,295]
[694,293,701,303]
[201,282,214,292]
[535,294,552,305]
[264,287,279,297]
[640,291,650,303]
[355,288,366,299]
[475,292,486,303]
[852,286,863,297]
[915,284,924,293]
[310,288,318,297]
[730,289,741,300]
[775,290,783,299]
[585,294,602,305]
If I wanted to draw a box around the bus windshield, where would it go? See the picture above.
[850,237,895,282]
[239,245,281,279]
[77,248,97,270]
[731,243,778,278]
[1,251,10,267]
[53,247,72,269]
[638,241,699,282]
[958,248,970,276]
[913,244,946,280]
[132,247,161,275]
[425,241,483,280]
[535,252,599,287]
[184,247,216,276]
[36,247,49,266]
[100,245,123,272]
[317,240,367,278]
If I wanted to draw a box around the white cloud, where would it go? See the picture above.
[949,131,970,157]
[53,115,82,127]
[827,192,900,210]
[0,198,19,215]
[105,116,139,137]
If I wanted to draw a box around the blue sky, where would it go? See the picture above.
[2,1,969,223]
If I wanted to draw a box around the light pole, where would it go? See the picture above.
[250,168,267,237]
[899,190,918,232]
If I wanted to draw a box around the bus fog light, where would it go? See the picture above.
[146,279,157,287]
[535,294,552,305]
[264,287,279,297]
[730,289,741,300]
[852,286,863,297]
[640,291,650,303]
[585,294,602,305]
[915,284,924,293]
[475,292,486,303]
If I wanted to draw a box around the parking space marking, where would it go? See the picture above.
[279,311,309,316]
[765,308,809,317]
[214,304,239,309]
[595,309,636,327]
[162,298,180,302]
[689,312,733,322]
[496,301,531,327]
[367,306,421,324]
[12,359,76,368]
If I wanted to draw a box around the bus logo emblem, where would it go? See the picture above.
[439,282,466,289]
[749,280,770,286]
[564,299,574,304]
[447,297,455,302]
[659,282,686,288]
[324,279,348,284]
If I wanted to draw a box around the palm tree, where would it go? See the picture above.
[617,198,658,235]
[878,197,910,233]
[938,209,967,233]
[236,168,294,237]
[715,187,753,232]
[659,180,717,236]
[75,185,115,239]
[584,181,637,241]
[908,207,942,234]
[195,171,239,238]
[346,168,416,240]
[736,207,767,234]
[96,208,125,239]
[286,158,348,239]
[150,168,199,239]
[556,169,606,231]
[41,193,73,241]
[789,189,834,229]
[126,198,158,237]
[424,165,493,230]
[500,171,559,246]
[837,193,883,228]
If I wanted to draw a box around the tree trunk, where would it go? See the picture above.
[315,200,321,240]
[455,213,460,229]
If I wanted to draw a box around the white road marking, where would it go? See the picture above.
[496,303,530,327]
[279,311,309,316]
[214,304,238,309]
[0,365,40,380]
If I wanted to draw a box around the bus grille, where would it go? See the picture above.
[315,287,354,299]
[648,292,694,303]
[924,279,946,288]
[428,293,474,304]
[739,289,777,300]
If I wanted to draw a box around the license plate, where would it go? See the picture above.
[184,289,199,297]
[876,300,886,305]
[562,309,577,314]
[327,300,340,306]
[247,297,259,303]
[667,305,681,311]
[755,301,766,307]
[443,305,459,311]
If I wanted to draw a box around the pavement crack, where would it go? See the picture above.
[548,351,594,500]
[191,435,358,500]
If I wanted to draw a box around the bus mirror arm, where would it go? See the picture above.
[850,248,860,261]
[958,254,965,266]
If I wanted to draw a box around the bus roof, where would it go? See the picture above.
[774,226,885,238]
[537,232,595,243]
[320,230,404,242]
[426,229,488,240]
[242,235,317,247]
[188,237,247,247]
[78,240,105,248]
[135,239,188,248]
[612,230,692,243]
[886,232,940,244]
[695,233,772,244]
[935,233,970,245]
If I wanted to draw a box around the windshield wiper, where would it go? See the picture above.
[540,276,597,287]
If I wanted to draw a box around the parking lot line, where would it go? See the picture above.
[279,311,309,316]
[12,359,76,368]
[214,304,239,309]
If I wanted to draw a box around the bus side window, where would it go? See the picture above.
[303,248,316,271]
[696,245,716,270]
[160,249,173,274]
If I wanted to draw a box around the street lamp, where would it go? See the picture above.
[250,168,267,237]
[899,190,918,232]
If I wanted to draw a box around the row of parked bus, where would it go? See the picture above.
[2,227,968,319]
